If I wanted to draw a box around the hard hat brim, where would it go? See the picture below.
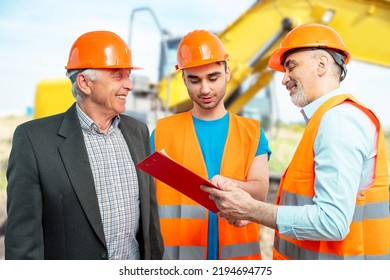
[268,48,287,72]
[130,66,143,70]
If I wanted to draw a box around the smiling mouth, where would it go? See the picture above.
[288,86,296,93]
[286,81,297,93]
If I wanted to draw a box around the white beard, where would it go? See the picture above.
[291,88,309,108]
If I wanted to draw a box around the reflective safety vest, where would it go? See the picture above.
[274,94,390,260]
[155,111,261,259]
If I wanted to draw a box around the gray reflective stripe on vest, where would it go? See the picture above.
[352,201,390,221]
[158,205,206,219]
[220,241,261,259]
[158,206,261,259]
[163,246,204,260]
[163,242,261,260]
[366,254,390,260]
[282,190,389,221]
[275,235,390,260]
[280,189,314,206]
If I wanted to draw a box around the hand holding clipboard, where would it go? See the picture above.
[136,151,220,213]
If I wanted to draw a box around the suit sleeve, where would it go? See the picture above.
[5,125,44,259]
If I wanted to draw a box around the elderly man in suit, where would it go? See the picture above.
[5,31,164,260]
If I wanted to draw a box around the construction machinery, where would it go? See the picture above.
[33,0,390,134]
[34,78,75,119]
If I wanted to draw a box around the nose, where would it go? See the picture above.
[124,77,134,91]
[281,72,290,86]
[200,80,211,94]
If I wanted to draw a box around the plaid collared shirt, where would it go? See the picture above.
[76,105,140,259]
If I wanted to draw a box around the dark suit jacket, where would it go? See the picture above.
[5,104,164,259]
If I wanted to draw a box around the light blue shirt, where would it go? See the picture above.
[276,89,377,240]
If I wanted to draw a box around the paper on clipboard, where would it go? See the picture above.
[136,150,220,213]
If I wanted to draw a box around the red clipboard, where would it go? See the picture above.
[136,151,220,213]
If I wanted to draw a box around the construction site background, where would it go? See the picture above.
[1,0,390,260]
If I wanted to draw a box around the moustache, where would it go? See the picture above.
[286,80,297,91]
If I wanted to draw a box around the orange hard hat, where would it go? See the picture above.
[175,29,229,70]
[268,23,351,72]
[65,30,141,70]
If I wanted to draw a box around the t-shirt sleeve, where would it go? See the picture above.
[150,129,155,153]
[256,127,272,160]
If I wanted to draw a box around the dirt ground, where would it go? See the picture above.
[260,176,278,260]
[0,193,5,260]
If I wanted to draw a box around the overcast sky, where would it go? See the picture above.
[1,0,389,126]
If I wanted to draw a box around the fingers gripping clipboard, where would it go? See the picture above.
[136,151,220,213]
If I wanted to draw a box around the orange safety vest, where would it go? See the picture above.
[274,94,390,260]
[155,111,261,260]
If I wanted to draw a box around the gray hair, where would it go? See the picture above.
[311,49,345,81]
[65,69,99,102]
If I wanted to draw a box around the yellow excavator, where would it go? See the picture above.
[33,0,390,132]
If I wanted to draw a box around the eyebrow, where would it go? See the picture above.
[109,69,130,76]
[187,71,221,79]
[284,59,296,70]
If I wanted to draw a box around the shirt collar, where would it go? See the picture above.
[300,87,348,124]
[191,112,229,122]
[76,104,120,134]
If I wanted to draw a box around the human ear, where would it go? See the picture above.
[76,73,92,95]
[181,71,185,82]
[226,66,231,82]
[317,54,328,76]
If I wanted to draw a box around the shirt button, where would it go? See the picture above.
[100,251,108,260]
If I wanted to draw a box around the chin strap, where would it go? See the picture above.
[282,47,348,82]
[324,49,347,82]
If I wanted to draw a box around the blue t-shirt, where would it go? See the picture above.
[151,113,271,259]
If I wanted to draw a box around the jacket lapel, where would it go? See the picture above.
[57,104,106,247]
